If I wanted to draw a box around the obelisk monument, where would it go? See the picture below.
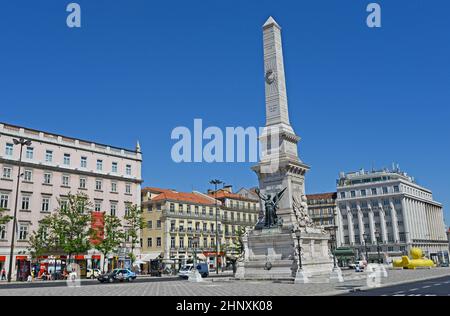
[252,16,310,229]
[236,17,334,282]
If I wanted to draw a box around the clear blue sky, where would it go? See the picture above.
[0,1,449,225]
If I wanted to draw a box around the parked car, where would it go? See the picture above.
[86,268,101,279]
[97,269,137,283]
[178,263,209,279]
[349,260,367,270]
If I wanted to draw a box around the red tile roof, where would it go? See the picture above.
[208,190,258,202]
[150,190,216,206]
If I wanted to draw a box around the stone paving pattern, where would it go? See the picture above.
[0,268,448,296]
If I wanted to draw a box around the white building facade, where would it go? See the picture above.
[0,122,142,279]
[336,168,448,264]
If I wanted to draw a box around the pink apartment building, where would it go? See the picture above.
[0,122,142,279]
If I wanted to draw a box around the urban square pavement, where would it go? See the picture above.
[0,267,448,296]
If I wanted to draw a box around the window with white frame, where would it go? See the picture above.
[26,147,34,159]
[44,173,52,185]
[21,196,30,210]
[96,160,103,171]
[81,156,87,168]
[94,201,102,212]
[110,203,117,216]
[63,153,71,166]
[112,162,118,173]
[125,183,131,194]
[24,169,32,182]
[18,224,29,240]
[5,143,13,156]
[45,150,53,162]
[126,164,131,176]
[62,175,70,187]
[111,182,117,193]
[42,197,50,212]
[79,177,86,189]
[95,180,102,191]
[2,167,12,179]
[0,194,9,208]
[125,204,131,217]
[0,225,6,239]
[60,199,68,211]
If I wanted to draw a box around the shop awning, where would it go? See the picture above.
[333,248,355,257]
[92,255,101,260]
[139,253,160,262]
[0,256,5,262]
[16,256,28,260]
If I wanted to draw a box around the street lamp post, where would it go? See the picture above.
[294,229,303,270]
[7,138,32,283]
[363,233,369,263]
[192,236,199,268]
[375,230,382,264]
[329,227,338,268]
[209,179,222,275]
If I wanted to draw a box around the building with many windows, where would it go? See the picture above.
[0,122,142,279]
[336,167,448,264]
[140,186,260,272]
[208,185,260,249]
[141,188,221,270]
[306,192,337,229]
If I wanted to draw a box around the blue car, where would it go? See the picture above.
[98,268,137,283]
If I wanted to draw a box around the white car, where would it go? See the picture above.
[178,264,194,279]
[86,268,101,279]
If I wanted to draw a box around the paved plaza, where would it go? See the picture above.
[0,268,448,296]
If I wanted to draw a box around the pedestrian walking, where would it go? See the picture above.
[0,268,6,280]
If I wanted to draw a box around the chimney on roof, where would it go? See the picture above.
[207,189,214,195]
[223,185,233,193]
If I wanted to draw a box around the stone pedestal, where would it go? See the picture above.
[188,269,203,283]
[236,226,333,281]
[329,267,344,283]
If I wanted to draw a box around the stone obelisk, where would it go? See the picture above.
[252,16,310,228]
[236,17,334,282]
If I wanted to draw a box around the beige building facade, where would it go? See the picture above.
[140,186,260,271]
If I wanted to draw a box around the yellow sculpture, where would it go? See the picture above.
[392,248,436,269]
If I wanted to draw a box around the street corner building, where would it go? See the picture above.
[0,122,143,280]
[139,186,260,272]
[335,167,448,265]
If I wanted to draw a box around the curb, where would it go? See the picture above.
[317,273,450,296]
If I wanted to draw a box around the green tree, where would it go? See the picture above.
[123,204,145,265]
[53,193,93,263]
[94,213,124,273]
[225,226,246,274]
[0,208,12,225]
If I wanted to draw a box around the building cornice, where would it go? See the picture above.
[0,128,142,162]
[0,157,143,184]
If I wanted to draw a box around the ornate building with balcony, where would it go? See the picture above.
[140,185,260,271]
[336,167,448,264]
[141,187,223,269]
[208,185,260,248]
